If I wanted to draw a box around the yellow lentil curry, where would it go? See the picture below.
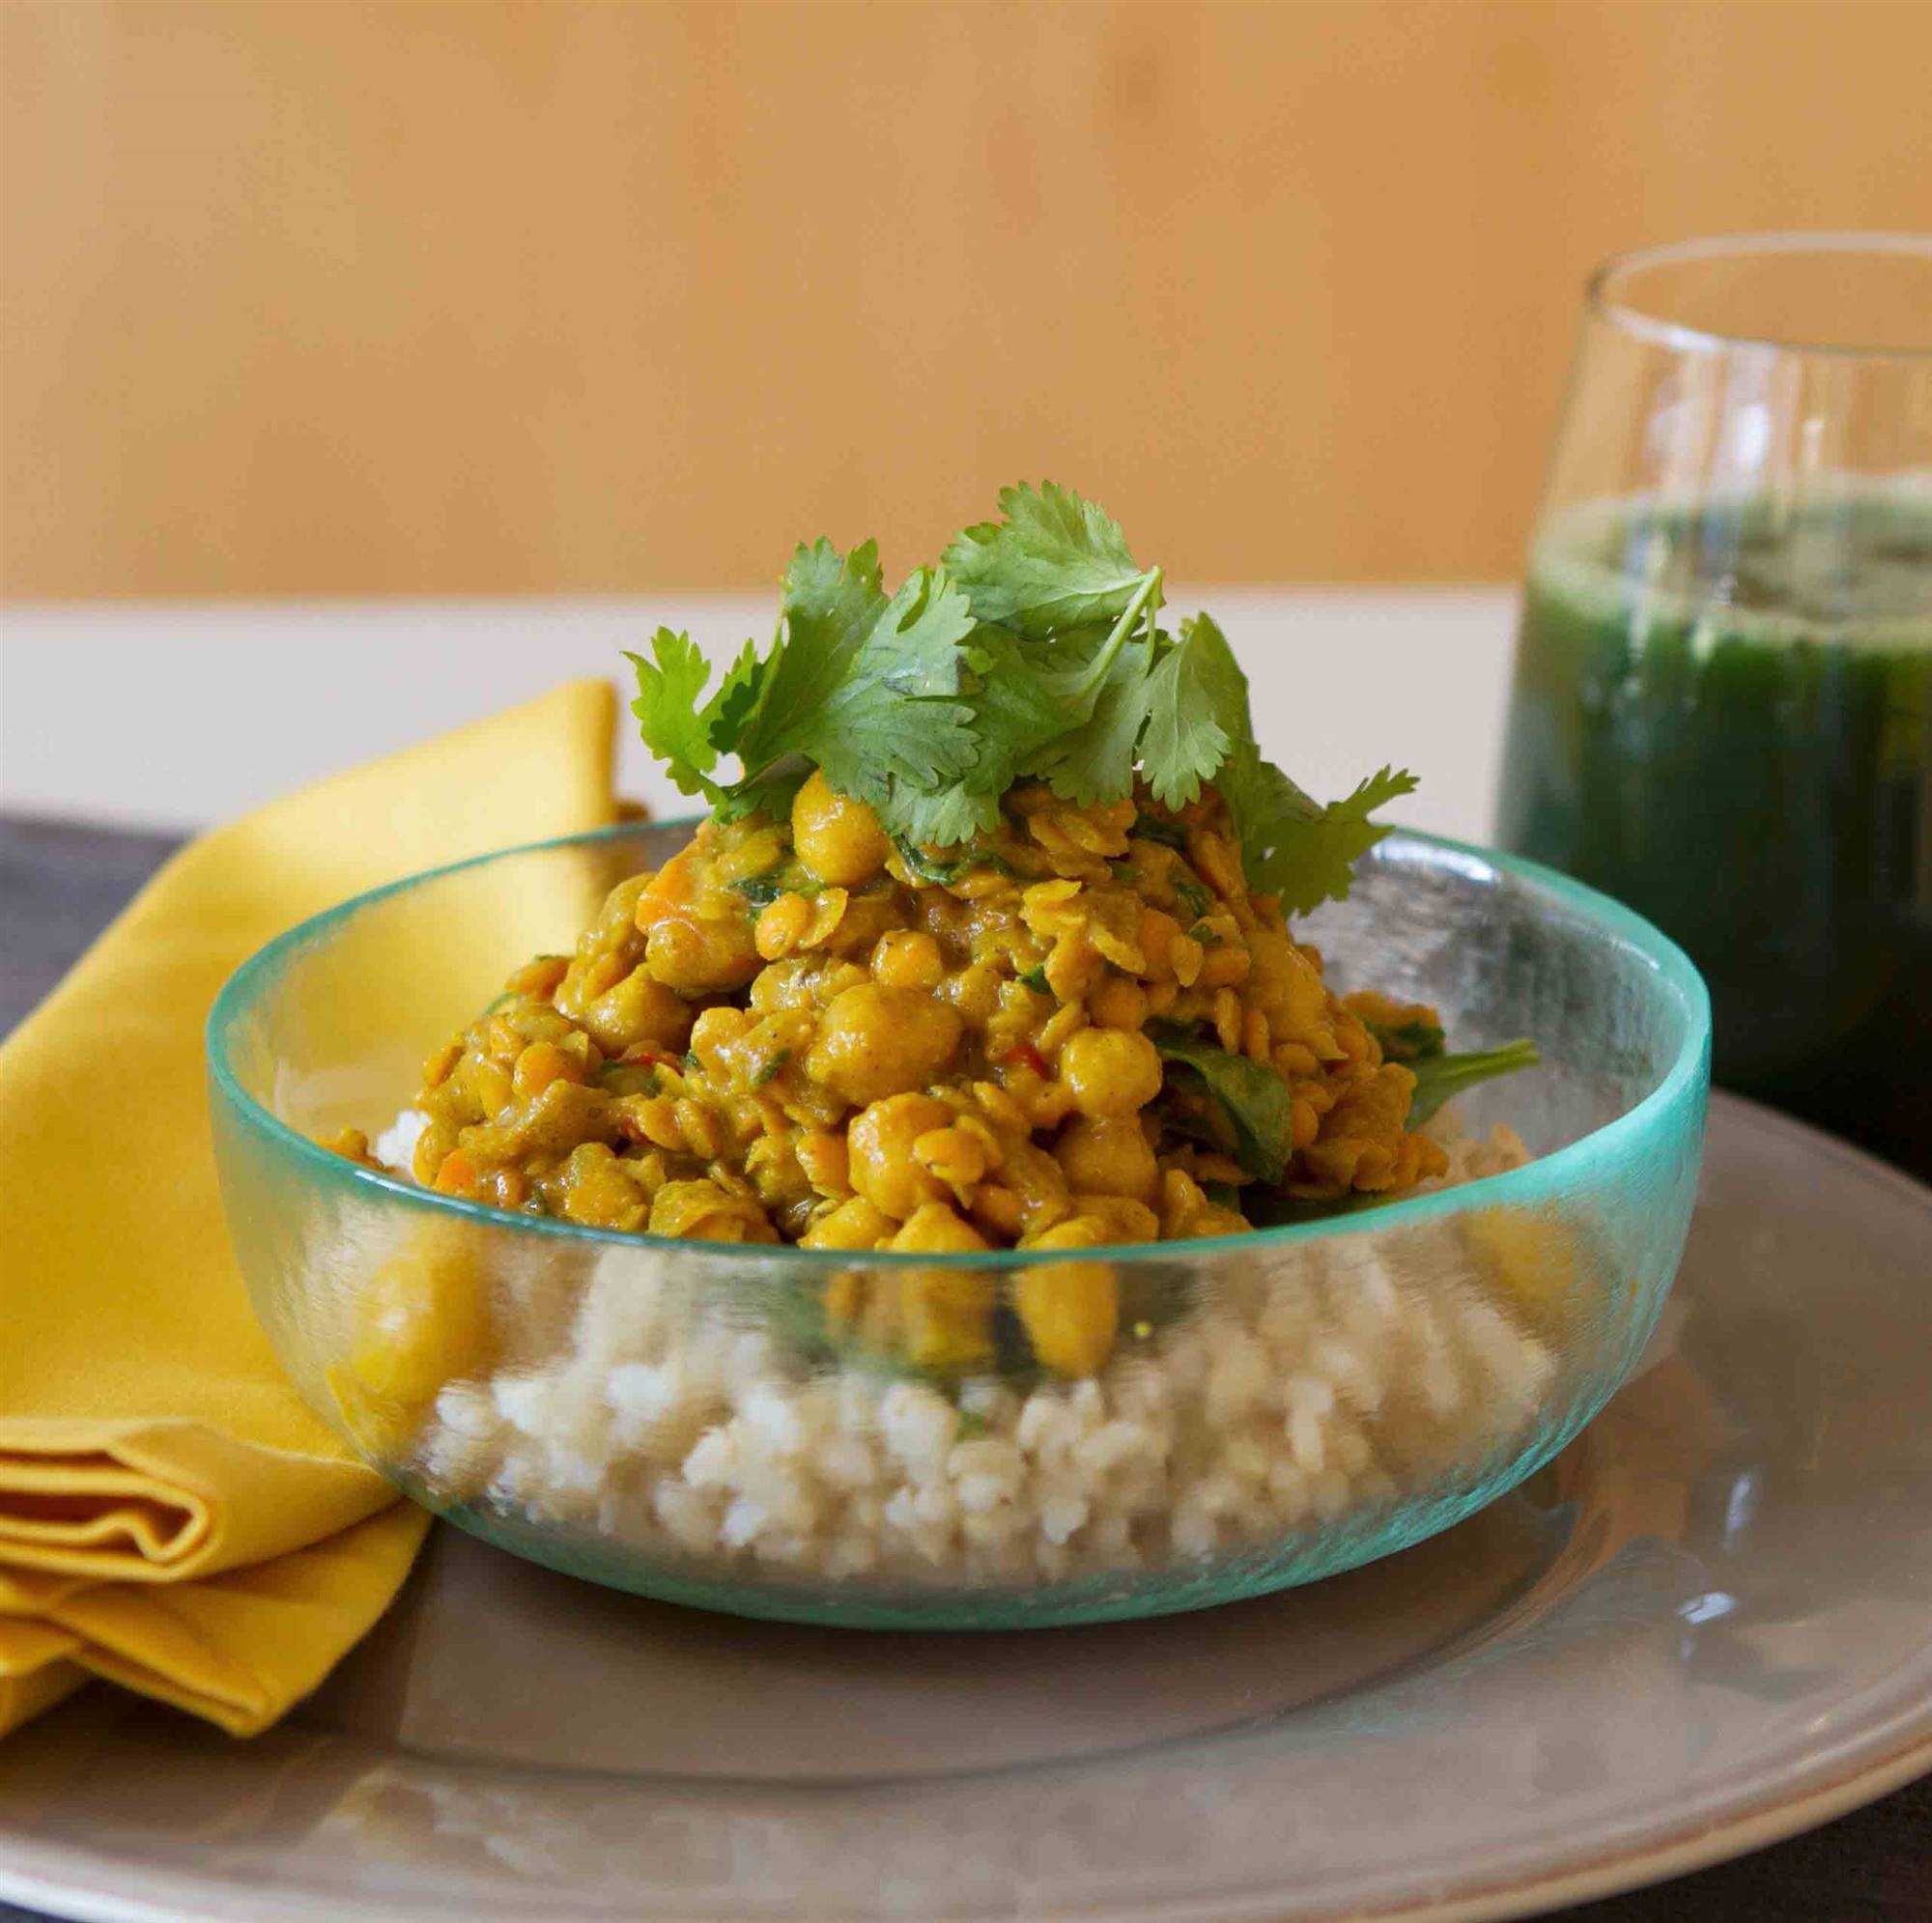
[326,485,1537,1381]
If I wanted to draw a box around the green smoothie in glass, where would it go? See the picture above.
[1498,482,1932,1175]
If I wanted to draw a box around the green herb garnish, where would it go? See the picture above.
[1017,964,1051,995]
[1130,813,1189,851]
[1406,1041,1541,1126]
[753,1050,791,1088]
[1151,1024,1294,1184]
[626,484,1414,915]
[596,1061,663,1098]
[892,836,1013,887]
[1171,874,1213,918]
[1364,1016,1448,1061]
[730,872,818,908]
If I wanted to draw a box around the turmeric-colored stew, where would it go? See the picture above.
[326,486,1534,1381]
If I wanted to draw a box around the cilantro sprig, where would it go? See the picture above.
[627,483,1416,915]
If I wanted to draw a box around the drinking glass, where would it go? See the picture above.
[1496,233,1932,1177]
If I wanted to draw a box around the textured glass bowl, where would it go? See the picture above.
[208,823,1710,1628]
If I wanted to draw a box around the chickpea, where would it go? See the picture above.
[471,1057,514,1116]
[1059,1027,1164,1118]
[558,1143,647,1230]
[1053,1114,1160,1203]
[870,929,945,991]
[791,769,892,887]
[586,872,654,952]
[1067,1193,1161,1242]
[942,962,1006,1025]
[689,1004,750,1078]
[800,1195,896,1250]
[643,913,760,997]
[893,1207,998,1371]
[913,1124,987,1187]
[968,1184,1026,1239]
[755,892,813,960]
[1013,1226,1120,1378]
[555,947,631,1018]
[794,1128,850,1195]
[847,1091,954,1218]
[890,1202,990,1255]
[512,1040,587,1100]
[581,965,693,1057]
[1089,975,1149,1030]
[899,1269,999,1372]
[503,953,571,1000]
[807,983,962,1107]
[343,1232,497,1429]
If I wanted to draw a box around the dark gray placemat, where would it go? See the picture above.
[0,813,185,1037]
[0,810,1924,1923]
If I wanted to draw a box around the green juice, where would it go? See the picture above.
[1497,484,1932,1177]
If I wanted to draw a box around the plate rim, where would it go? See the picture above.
[4,1726,1928,1923]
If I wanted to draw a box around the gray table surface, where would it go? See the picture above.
[1,808,1926,1923]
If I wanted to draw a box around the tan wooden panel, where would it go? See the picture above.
[4,0,1929,597]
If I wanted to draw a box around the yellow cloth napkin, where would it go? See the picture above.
[0,680,618,1737]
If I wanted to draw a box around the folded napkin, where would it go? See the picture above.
[0,680,618,1737]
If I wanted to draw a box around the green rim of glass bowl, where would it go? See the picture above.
[206,819,1712,1274]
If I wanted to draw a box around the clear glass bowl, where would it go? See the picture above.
[208,823,1710,1628]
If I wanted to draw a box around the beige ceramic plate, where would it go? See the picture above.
[1,1093,1929,1923]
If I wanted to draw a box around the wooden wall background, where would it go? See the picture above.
[4,0,1930,599]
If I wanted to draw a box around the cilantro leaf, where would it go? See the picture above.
[731,539,887,776]
[1138,618,1236,808]
[624,629,742,805]
[944,482,1152,637]
[1247,765,1420,918]
[810,568,980,814]
[707,639,771,753]
[920,560,1167,829]
[1179,613,1415,914]
[620,489,1420,910]
[946,624,1070,824]
[888,777,997,852]
[1151,1024,1294,1184]
[722,548,981,841]
[1406,1040,1540,1125]
[1022,633,1158,806]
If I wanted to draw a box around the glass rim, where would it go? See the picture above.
[1586,230,1932,364]
[206,818,1713,1272]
